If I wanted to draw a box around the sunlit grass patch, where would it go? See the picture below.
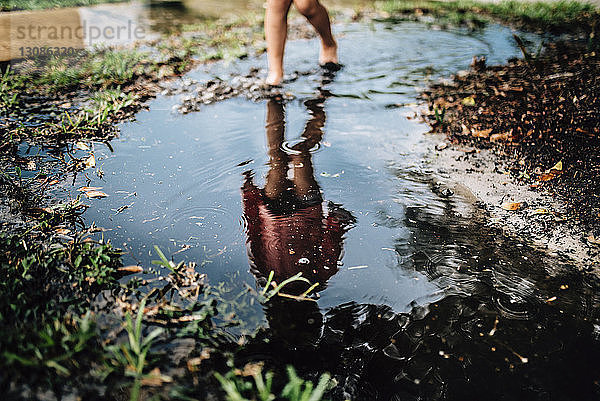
[0,0,128,12]
[85,48,148,85]
[377,0,597,30]
[216,365,332,401]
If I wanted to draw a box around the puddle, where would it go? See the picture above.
[16,21,600,399]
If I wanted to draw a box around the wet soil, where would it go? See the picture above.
[422,39,600,252]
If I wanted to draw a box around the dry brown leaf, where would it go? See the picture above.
[187,349,212,372]
[140,368,172,386]
[588,235,600,246]
[539,172,558,181]
[241,361,264,377]
[490,133,510,142]
[501,202,521,211]
[84,190,108,199]
[118,265,143,273]
[54,228,71,235]
[539,161,564,181]
[472,128,492,138]
[77,186,103,192]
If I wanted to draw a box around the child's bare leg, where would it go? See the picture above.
[265,0,293,85]
[293,0,337,65]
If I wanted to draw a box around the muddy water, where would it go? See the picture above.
[23,21,600,400]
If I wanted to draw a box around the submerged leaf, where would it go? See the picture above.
[84,190,108,199]
[83,154,96,169]
[118,265,143,273]
[77,186,103,192]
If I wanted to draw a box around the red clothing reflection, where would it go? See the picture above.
[242,98,354,291]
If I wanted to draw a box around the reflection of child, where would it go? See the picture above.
[242,99,354,292]
[265,0,338,85]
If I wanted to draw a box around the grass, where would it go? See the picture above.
[0,0,128,11]
[104,297,165,401]
[86,49,148,86]
[0,66,25,115]
[216,365,332,401]
[0,231,121,394]
[376,0,598,30]
[87,86,139,124]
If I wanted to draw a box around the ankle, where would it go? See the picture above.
[322,38,337,50]
[266,69,284,86]
[319,40,338,64]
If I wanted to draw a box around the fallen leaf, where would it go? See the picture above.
[77,186,103,192]
[141,368,172,386]
[187,349,212,372]
[588,235,600,246]
[118,265,143,273]
[54,228,71,235]
[550,161,563,171]
[490,133,510,142]
[539,172,558,181]
[472,128,492,138]
[462,96,476,106]
[501,202,521,211]
[241,361,264,377]
[75,141,90,150]
[540,160,564,181]
[84,190,108,199]
[532,208,549,215]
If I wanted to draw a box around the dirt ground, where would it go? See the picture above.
[421,38,600,272]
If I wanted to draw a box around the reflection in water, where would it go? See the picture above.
[240,202,600,400]
[238,111,600,399]
[242,96,355,293]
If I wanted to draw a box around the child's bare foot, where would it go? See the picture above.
[266,70,284,86]
[319,41,338,65]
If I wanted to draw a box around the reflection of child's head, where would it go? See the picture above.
[265,296,323,347]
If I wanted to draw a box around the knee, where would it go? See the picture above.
[294,0,320,18]
[267,0,292,15]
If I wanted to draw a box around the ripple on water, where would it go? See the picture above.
[163,204,244,246]
[281,140,320,155]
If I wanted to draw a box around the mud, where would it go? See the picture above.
[421,38,600,273]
